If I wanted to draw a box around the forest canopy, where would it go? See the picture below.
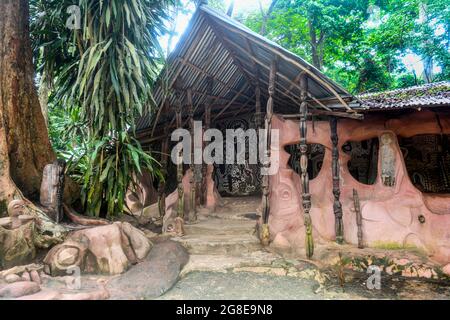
[212,0,449,93]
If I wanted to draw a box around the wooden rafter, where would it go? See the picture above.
[221,38,337,112]
[177,58,254,102]
[281,109,364,120]
[211,18,355,112]
[285,71,305,96]
[213,84,250,121]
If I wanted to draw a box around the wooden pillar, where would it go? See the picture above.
[201,103,211,206]
[254,84,262,128]
[187,89,197,222]
[330,117,344,244]
[353,189,363,248]
[201,79,213,206]
[157,126,170,218]
[175,100,184,219]
[260,60,276,246]
[299,74,314,259]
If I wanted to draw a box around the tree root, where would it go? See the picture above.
[63,204,110,226]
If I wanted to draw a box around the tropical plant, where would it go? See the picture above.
[31,0,173,217]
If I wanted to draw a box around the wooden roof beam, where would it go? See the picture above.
[211,18,355,112]
[222,37,335,112]
[213,84,250,121]
[282,109,364,120]
[177,57,254,102]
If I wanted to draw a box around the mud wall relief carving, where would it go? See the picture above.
[399,134,450,194]
[286,143,325,180]
[342,138,379,185]
[214,115,262,196]
[380,132,397,187]
[268,111,450,266]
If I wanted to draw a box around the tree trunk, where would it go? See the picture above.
[0,0,55,204]
[308,20,322,70]
[38,73,49,128]
[259,0,278,36]
[0,0,69,239]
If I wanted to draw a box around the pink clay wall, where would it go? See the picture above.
[269,110,450,265]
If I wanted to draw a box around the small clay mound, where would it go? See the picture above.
[107,240,189,299]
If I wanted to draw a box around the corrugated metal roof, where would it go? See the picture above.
[359,81,450,110]
[136,4,361,136]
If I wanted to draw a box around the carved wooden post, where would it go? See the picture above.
[299,74,314,259]
[352,189,363,249]
[202,103,212,206]
[260,60,276,246]
[254,84,262,128]
[330,117,344,244]
[187,89,197,222]
[157,116,170,218]
[40,159,66,223]
[201,79,213,207]
[175,100,184,219]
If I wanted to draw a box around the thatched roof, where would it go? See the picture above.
[136,4,363,141]
[359,81,450,110]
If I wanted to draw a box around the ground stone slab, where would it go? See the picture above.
[107,240,189,299]
[158,271,327,300]
[0,281,41,298]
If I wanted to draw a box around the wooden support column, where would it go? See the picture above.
[157,126,170,218]
[187,89,197,223]
[175,101,184,219]
[254,84,262,128]
[260,60,276,246]
[202,103,212,206]
[353,189,363,248]
[330,117,344,244]
[299,74,314,259]
[201,79,213,206]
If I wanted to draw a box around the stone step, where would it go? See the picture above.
[173,233,262,255]
[174,217,262,256]
[186,217,256,234]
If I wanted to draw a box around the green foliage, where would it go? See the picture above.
[74,133,161,218]
[243,0,449,93]
[207,0,227,12]
[30,0,78,83]
[31,0,173,217]
[71,0,167,136]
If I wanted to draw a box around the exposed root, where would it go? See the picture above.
[63,204,110,226]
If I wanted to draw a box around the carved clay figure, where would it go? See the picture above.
[0,200,36,268]
[380,132,397,187]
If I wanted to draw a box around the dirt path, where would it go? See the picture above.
[157,196,450,300]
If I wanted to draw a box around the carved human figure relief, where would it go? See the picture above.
[40,160,66,222]
[380,133,396,187]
